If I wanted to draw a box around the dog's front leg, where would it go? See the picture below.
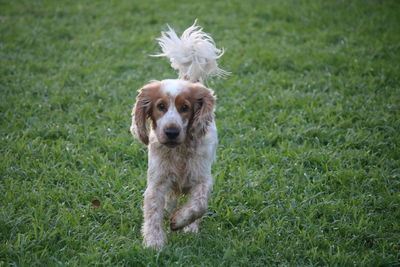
[142,179,169,250]
[169,178,212,231]
[164,189,178,216]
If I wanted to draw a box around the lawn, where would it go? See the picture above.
[1,0,399,265]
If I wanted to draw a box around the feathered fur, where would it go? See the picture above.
[152,20,229,83]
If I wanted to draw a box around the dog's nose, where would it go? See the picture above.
[165,128,180,139]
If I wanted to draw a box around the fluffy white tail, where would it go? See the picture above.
[152,20,229,83]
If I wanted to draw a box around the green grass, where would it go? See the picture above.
[1,0,399,265]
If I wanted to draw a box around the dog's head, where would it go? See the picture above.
[131,79,215,147]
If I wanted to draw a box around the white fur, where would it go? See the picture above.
[142,119,217,249]
[161,79,187,97]
[152,20,230,83]
[131,22,227,250]
[155,86,183,137]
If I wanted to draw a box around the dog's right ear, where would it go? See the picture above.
[130,82,161,145]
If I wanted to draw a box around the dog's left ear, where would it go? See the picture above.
[130,82,161,145]
[190,84,216,137]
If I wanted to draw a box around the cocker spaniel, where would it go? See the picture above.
[130,21,228,250]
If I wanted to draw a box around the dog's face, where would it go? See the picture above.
[131,79,215,147]
[149,81,194,147]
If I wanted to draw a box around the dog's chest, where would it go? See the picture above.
[165,148,192,176]
[160,145,197,190]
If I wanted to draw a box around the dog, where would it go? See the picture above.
[130,21,228,250]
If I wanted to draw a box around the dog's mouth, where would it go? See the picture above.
[163,141,181,148]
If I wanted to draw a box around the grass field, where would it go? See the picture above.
[1,0,400,265]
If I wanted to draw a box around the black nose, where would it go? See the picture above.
[165,128,180,139]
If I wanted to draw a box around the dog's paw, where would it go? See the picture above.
[183,220,200,233]
[169,210,192,231]
[143,232,166,250]
[143,238,165,251]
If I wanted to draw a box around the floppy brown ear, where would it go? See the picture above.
[190,84,216,137]
[130,82,161,145]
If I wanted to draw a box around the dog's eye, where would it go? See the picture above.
[157,103,166,111]
[181,104,189,112]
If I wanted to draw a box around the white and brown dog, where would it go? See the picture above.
[130,21,228,250]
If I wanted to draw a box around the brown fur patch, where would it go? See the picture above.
[188,84,216,137]
[150,94,169,129]
[175,93,195,122]
[133,82,162,145]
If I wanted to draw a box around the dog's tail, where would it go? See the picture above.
[152,20,229,83]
